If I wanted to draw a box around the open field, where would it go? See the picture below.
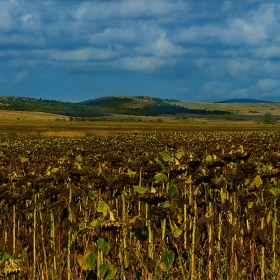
[1,131,280,279]
[181,101,280,117]
[0,108,280,137]
[1,106,280,279]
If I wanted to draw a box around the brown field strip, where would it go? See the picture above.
[0,110,279,137]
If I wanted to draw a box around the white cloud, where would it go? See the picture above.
[47,48,119,62]
[199,79,280,102]
[226,59,260,78]
[222,0,232,12]
[20,14,32,22]
[0,4,15,32]
[257,78,280,91]
[230,78,280,101]
[135,32,186,59]
[0,0,191,74]
[0,0,280,103]
[73,1,189,21]
[178,18,266,47]
[13,70,29,83]
[190,55,280,82]
[115,56,175,73]
[233,86,266,99]
[152,33,186,58]
[254,46,280,59]
[177,3,279,47]
[199,81,233,101]
[88,24,146,46]
[226,17,268,46]
[176,87,192,94]
[231,88,250,99]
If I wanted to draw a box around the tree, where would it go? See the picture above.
[263,112,276,124]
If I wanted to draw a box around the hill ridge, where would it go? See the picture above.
[0,95,231,117]
[216,98,278,104]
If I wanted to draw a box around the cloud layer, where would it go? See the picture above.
[0,0,280,101]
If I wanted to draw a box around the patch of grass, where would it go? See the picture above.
[8,131,17,137]
[85,132,94,137]
[263,112,276,124]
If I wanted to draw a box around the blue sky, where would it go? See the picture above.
[1,0,280,102]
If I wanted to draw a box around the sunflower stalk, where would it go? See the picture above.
[13,204,16,257]
[231,191,238,276]
[122,192,127,279]
[218,188,225,254]
[208,190,214,280]
[161,218,166,241]
[270,186,279,271]
[50,210,56,280]
[191,187,197,279]
[148,203,153,259]
[33,194,37,278]
[260,190,265,280]
[67,184,73,280]
[183,180,188,250]
[273,198,277,271]
[39,208,49,280]
[122,193,127,249]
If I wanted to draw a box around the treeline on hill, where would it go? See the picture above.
[0,97,105,117]
[80,96,231,116]
[0,96,230,117]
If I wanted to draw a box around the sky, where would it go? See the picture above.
[1,0,280,102]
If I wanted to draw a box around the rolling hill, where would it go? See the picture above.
[0,95,231,117]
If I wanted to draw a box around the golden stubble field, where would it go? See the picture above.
[181,101,280,116]
[0,103,279,137]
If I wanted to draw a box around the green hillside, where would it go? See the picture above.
[0,95,230,117]
[80,96,230,116]
[0,96,104,117]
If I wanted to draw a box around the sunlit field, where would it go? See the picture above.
[1,109,280,279]
[1,131,280,279]
[0,109,279,137]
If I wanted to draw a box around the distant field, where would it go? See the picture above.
[0,108,279,137]
[181,101,280,117]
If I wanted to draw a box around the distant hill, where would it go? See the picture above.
[0,96,105,117]
[0,95,231,117]
[216,98,278,104]
[79,96,231,116]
